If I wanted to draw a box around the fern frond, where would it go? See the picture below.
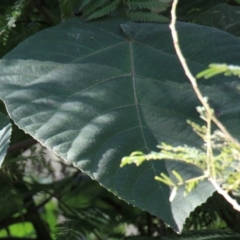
[0,0,29,45]
[83,0,111,16]
[128,1,168,11]
[86,0,121,21]
[126,11,169,22]
[82,0,170,22]
[55,208,111,239]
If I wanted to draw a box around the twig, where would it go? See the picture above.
[7,138,38,154]
[209,177,240,212]
[170,1,215,176]
[170,0,240,211]
[169,0,238,145]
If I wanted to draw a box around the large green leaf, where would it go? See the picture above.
[195,4,240,37]
[1,18,240,232]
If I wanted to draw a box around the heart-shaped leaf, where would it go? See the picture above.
[1,18,240,232]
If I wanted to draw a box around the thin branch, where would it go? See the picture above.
[170,0,213,178]
[170,0,240,212]
[169,0,238,145]
[7,138,38,154]
[209,177,240,212]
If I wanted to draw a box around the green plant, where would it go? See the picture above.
[121,0,240,212]
[80,0,171,22]
[1,0,240,239]
[0,0,30,45]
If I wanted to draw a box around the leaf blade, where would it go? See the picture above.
[3,18,240,232]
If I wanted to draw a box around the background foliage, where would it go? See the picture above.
[1,0,240,239]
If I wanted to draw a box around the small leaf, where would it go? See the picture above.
[155,173,176,187]
[120,154,146,167]
[172,170,183,184]
[185,180,199,195]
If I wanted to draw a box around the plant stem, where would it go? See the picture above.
[169,0,239,145]
[7,138,38,154]
[170,0,240,212]
[206,114,214,178]
[209,177,240,211]
[170,0,238,180]
[181,173,208,185]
